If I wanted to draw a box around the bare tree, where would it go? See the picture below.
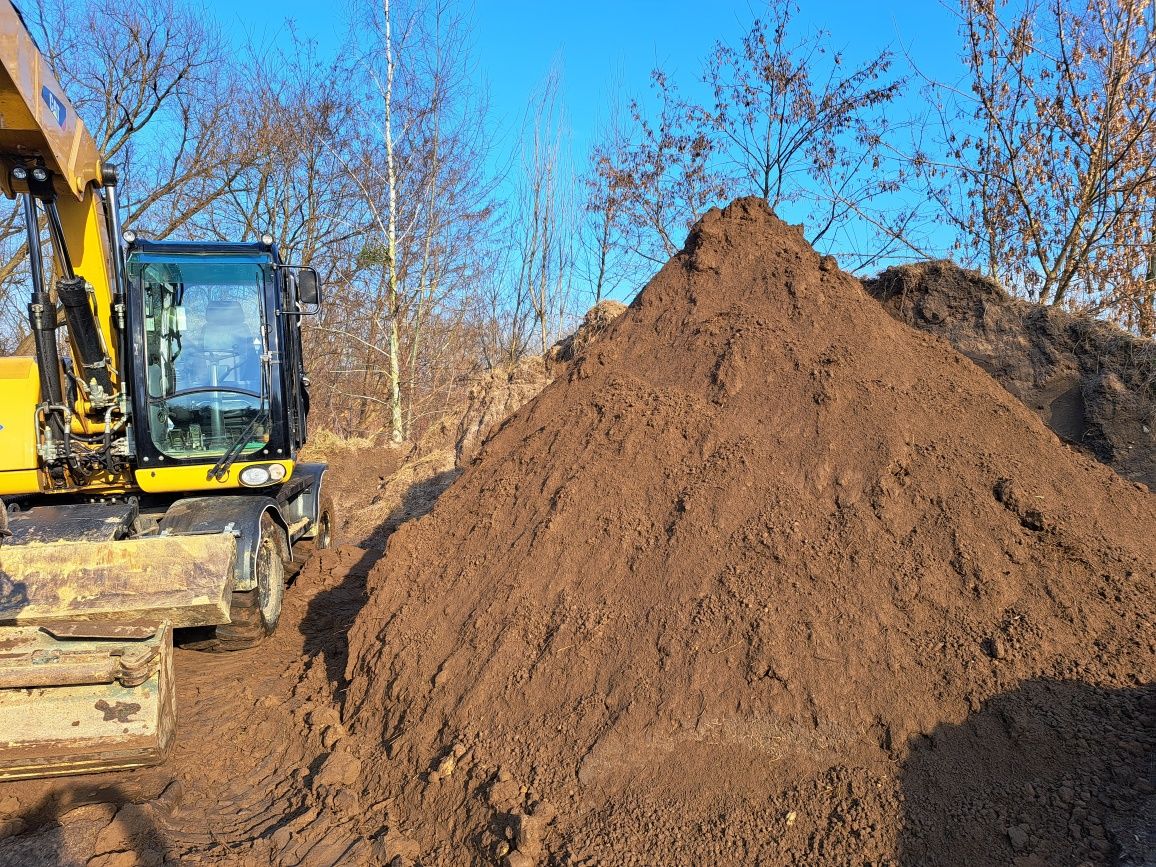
[922,0,1156,332]
[597,1,909,274]
[479,241,535,367]
[32,0,250,234]
[581,81,640,303]
[610,70,731,263]
[0,0,251,347]
[512,73,576,357]
[324,0,499,439]
[702,0,904,249]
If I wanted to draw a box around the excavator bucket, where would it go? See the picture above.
[0,531,237,778]
[0,533,237,627]
[0,621,175,780]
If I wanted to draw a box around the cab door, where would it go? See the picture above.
[277,269,308,452]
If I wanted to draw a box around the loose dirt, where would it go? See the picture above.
[546,300,629,375]
[865,261,1156,489]
[0,308,612,867]
[0,200,1152,866]
[342,198,1156,866]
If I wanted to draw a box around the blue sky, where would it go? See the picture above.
[204,0,965,168]
[201,0,970,276]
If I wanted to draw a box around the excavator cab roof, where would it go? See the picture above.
[127,238,282,263]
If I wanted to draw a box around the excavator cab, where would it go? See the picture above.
[125,241,315,483]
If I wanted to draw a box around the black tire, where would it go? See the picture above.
[314,496,334,550]
[183,513,286,652]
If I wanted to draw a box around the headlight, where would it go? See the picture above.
[268,463,287,481]
[239,465,271,486]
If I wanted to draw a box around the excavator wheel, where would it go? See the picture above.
[182,513,286,652]
[314,496,334,550]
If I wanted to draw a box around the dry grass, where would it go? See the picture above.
[300,429,383,462]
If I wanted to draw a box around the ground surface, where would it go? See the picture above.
[0,540,383,867]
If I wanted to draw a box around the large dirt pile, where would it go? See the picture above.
[343,199,1155,866]
[865,262,1156,488]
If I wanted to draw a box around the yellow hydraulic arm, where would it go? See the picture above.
[0,0,129,493]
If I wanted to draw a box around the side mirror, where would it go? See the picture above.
[297,268,322,306]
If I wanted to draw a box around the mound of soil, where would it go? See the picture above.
[865,262,1156,488]
[343,199,1155,866]
[455,357,551,467]
[546,299,628,374]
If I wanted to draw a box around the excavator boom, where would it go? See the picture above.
[0,2,103,199]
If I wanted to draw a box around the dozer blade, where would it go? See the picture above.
[0,533,237,628]
[0,622,175,780]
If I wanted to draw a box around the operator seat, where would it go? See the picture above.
[203,301,260,389]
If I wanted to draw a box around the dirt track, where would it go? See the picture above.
[0,541,382,867]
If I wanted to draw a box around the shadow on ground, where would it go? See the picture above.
[900,678,1155,866]
[0,782,176,867]
[299,468,461,690]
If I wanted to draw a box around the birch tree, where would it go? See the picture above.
[331,0,497,439]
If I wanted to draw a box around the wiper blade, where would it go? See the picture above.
[208,334,273,482]
[206,408,269,482]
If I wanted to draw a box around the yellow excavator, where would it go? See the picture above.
[0,2,332,779]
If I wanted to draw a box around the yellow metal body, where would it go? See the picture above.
[0,4,300,780]
[135,460,294,494]
[0,355,40,494]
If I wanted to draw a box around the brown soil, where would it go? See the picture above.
[864,262,1156,488]
[456,356,552,468]
[0,201,1152,867]
[342,199,1156,866]
[546,300,628,375]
